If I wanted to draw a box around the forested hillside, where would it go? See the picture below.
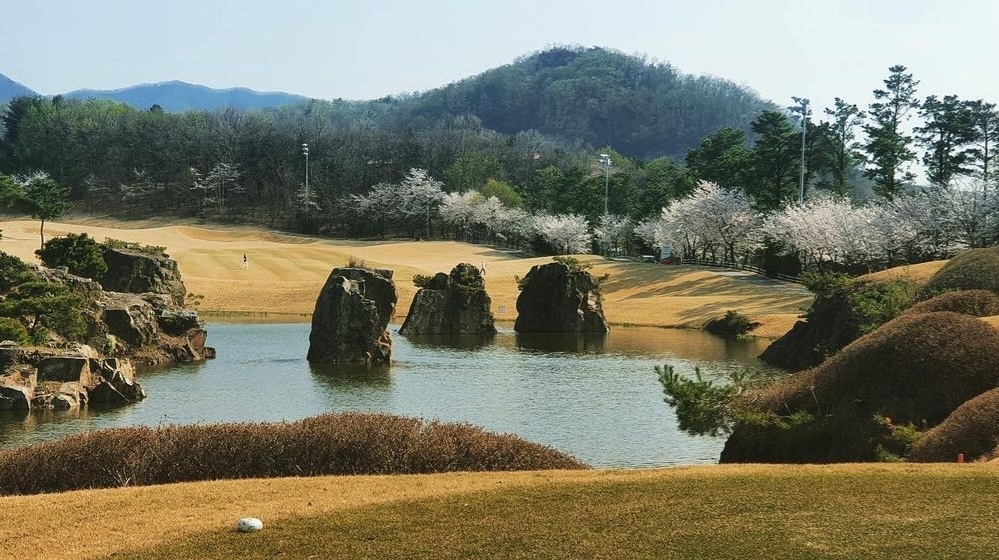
[404,47,775,159]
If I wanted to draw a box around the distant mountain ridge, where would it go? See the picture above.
[0,73,37,103]
[3,46,775,159]
[63,80,309,112]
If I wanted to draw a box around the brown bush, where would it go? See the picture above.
[922,247,999,296]
[902,290,999,318]
[908,387,999,462]
[727,311,999,463]
[755,312,999,425]
[0,413,587,496]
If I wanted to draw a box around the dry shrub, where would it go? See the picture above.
[922,247,999,296]
[902,290,999,318]
[0,413,586,496]
[759,312,999,425]
[908,387,999,462]
[728,311,999,462]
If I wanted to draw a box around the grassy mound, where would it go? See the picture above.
[922,247,999,296]
[725,311,999,462]
[902,289,999,317]
[0,413,586,495]
[908,387,999,462]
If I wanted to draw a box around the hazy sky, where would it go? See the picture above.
[4,0,997,115]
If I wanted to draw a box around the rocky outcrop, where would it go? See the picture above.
[400,263,496,336]
[101,292,160,347]
[514,262,609,334]
[0,344,146,412]
[307,268,397,364]
[99,246,187,306]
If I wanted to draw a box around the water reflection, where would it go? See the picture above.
[514,332,606,354]
[309,361,393,388]
[401,332,496,351]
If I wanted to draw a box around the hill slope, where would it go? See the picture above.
[63,80,309,111]
[0,72,37,103]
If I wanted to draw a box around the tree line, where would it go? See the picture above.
[0,63,996,271]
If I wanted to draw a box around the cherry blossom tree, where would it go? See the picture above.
[351,168,445,237]
[533,213,592,254]
[594,214,635,255]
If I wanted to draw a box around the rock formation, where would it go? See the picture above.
[0,343,145,411]
[99,245,187,306]
[400,263,496,336]
[307,267,397,363]
[514,261,609,334]
[0,244,212,415]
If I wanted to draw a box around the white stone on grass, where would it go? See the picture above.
[236,517,263,533]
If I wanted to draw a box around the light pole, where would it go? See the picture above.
[301,143,309,212]
[790,97,809,203]
[599,153,612,215]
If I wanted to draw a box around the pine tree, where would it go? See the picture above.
[864,65,920,199]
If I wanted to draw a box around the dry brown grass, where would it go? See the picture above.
[4,464,999,560]
[902,289,999,317]
[0,220,812,331]
[0,413,584,495]
[861,260,948,287]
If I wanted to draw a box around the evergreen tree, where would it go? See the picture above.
[864,65,920,199]
[684,128,751,190]
[16,172,73,248]
[965,100,999,192]
[916,95,977,187]
[817,98,865,196]
[747,111,799,210]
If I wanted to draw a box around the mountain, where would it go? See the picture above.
[0,73,37,103]
[402,46,776,159]
[62,80,309,112]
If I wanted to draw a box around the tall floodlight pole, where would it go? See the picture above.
[599,153,612,215]
[790,97,809,203]
[301,143,309,212]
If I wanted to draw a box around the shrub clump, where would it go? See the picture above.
[102,237,167,255]
[922,247,999,296]
[902,289,999,318]
[908,387,999,463]
[723,311,999,463]
[36,232,108,280]
[704,310,759,338]
[0,412,587,495]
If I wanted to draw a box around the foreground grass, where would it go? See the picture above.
[4,465,999,559]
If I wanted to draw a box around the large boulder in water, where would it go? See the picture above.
[308,267,397,363]
[99,246,187,306]
[514,261,609,334]
[400,263,496,336]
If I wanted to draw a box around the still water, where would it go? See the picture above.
[0,322,778,468]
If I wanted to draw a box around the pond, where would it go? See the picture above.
[0,322,780,468]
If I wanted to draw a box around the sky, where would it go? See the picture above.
[3,0,998,116]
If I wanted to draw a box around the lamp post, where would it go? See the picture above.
[789,97,809,203]
[301,143,309,212]
[599,153,612,215]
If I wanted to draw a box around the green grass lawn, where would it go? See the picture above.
[112,465,999,560]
